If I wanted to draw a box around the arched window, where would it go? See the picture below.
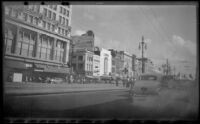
[104,57,108,75]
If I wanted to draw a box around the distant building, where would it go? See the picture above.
[71,48,93,77]
[71,30,95,52]
[120,51,133,78]
[99,48,112,77]
[3,3,72,82]
[93,54,100,77]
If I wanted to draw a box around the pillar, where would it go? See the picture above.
[35,32,40,58]
[14,25,20,54]
[52,38,57,60]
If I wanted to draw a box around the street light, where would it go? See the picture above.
[138,36,147,73]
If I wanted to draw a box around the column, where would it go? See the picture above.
[35,32,40,58]
[14,25,20,54]
[63,41,69,63]
[52,38,57,60]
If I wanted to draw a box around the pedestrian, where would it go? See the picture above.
[129,77,136,96]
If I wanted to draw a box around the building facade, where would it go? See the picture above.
[120,51,133,78]
[3,3,72,82]
[99,48,112,77]
[93,54,100,77]
[72,48,93,77]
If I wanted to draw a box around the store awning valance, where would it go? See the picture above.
[5,60,27,69]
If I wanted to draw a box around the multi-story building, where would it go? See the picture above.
[71,48,93,77]
[120,51,133,78]
[93,54,100,77]
[3,3,72,82]
[99,48,112,77]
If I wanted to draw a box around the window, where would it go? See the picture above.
[48,10,52,19]
[104,57,108,74]
[55,40,64,62]
[78,64,83,70]
[11,9,18,18]
[78,56,83,61]
[52,25,55,32]
[66,19,68,26]
[47,23,51,30]
[63,8,66,15]
[29,15,33,24]
[65,30,68,36]
[59,16,62,24]
[53,13,56,20]
[23,13,28,21]
[63,17,65,25]
[4,26,14,53]
[38,36,53,60]
[53,5,57,10]
[60,7,62,13]
[16,30,36,57]
[42,21,46,28]
[66,10,69,17]
[43,8,47,17]
[58,27,61,34]
[5,7,11,15]
[33,17,38,25]
[35,5,40,13]
[62,29,64,35]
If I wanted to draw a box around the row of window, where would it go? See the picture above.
[59,15,69,26]
[48,5,57,11]
[5,6,70,37]
[87,56,93,62]
[4,25,66,62]
[87,64,93,72]
[60,6,69,17]
[43,8,56,21]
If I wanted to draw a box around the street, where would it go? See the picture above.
[4,84,198,120]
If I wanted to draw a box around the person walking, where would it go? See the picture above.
[129,77,136,96]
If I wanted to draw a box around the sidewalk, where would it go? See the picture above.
[4,82,128,95]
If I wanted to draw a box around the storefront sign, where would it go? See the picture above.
[25,63,33,68]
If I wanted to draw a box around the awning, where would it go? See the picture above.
[100,76,112,80]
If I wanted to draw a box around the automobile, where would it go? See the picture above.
[133,74,161,95]
[50,78,64,84]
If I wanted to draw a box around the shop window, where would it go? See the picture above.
[55,40,64,62]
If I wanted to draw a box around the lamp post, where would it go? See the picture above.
[70,40,75,74]
[139,36,147,73]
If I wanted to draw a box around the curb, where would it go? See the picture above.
[5,88,128,96]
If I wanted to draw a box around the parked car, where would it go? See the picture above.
[50,78,64,84]
[133,74,161,95]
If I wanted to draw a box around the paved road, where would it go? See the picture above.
[4,88,198,120]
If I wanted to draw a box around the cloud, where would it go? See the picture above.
[172,35,185,46]
[74,29,85,36]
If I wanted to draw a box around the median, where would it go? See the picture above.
[4,82,127,96]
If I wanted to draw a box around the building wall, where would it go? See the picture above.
[93,54,100,76]
[3,3,72,81]
[99,48,112,76]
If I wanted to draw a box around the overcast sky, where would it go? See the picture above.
[71,3,197,77]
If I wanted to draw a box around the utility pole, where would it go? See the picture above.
[139,36,147,73]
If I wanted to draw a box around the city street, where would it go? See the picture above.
[4,82,198,120]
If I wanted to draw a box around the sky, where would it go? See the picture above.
[70,3,197,77]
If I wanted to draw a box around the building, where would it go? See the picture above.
[132,54,137,77]
[120,51,133,79]
[3,3,72,82]
[93,54,100,77]
[99,48,112,77]
[71,48,93,77]
[71,30,95,52]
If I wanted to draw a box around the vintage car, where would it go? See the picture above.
[133,74,162,95]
